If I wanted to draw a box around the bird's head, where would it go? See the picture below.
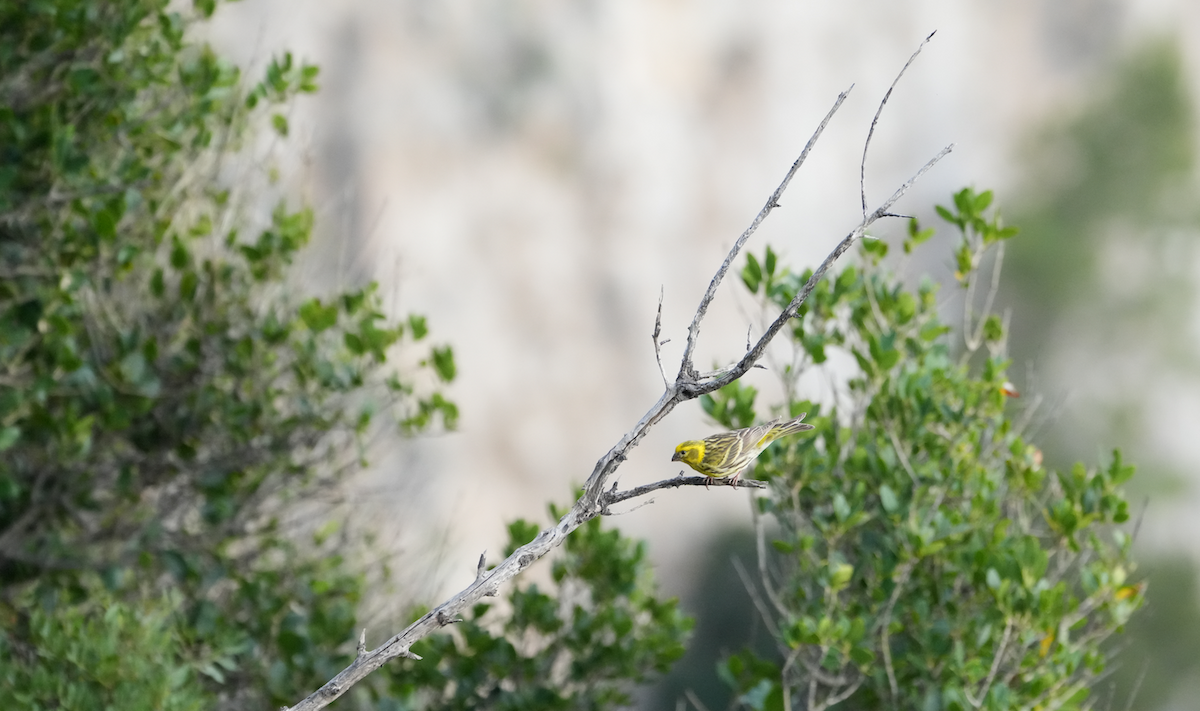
[672,440,705,467]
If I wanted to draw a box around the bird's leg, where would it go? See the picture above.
[729,469,743,487]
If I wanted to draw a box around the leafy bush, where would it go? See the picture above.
[381,512,692,710]
[0,1,453,705]
[0,582,211,710]
[704,189,1143,711]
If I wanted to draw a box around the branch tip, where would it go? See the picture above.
[653,287,671,388]
[356,628,367,658]
[860,31,937,220]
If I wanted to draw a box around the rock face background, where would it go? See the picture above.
[206,1,1200,704]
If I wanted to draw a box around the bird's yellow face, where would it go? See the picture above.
[671,440,706,470]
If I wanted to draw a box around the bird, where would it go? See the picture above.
[671,414,815,487]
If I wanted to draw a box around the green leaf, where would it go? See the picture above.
[743,253,763,293]
[299,298,338,332]
[833,493,851,522]
[908,217,935,241]
[0,426,20,451]
[179,270,198,301]
[879,484,899,514]
[739,679,776,711]
[271,114,289,137]
[408,314,428,340]
[983,315,1003,343]
[829,563,854,591]
[151,268,166,297]
[862,237,888,262]
[431,346,456,382]
[974,189,994,213]
[868,332,900,370]
[170,237,190,269]
[835,265,858,295]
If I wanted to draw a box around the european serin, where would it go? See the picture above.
[672,414,814,486]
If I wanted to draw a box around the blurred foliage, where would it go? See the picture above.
[378,511,691,710]
[651,529,778,711]
[0,581,212,710]
[1008,39,1194,309]
[1100,555,1200,711]
[1002,37,1200,711]
[1004,38,1198,467]
[0,3,694,709]
[0,1,456,707]
[665,189,1143,710]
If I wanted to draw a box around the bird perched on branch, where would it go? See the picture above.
[672,414,815,487]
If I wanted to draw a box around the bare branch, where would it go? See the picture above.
[861,30,936,220]
[966,617,1013,709]
[878,560,914,706]
[685,689,714,711]
[602,474,767,510]
[1122,659,1148,711]
[733,557,783,640]
[815,675,866,711]
[1130,496,1149,543]
[754,505,789,617]
[885,424,920,485]
[677,87,853,381]
[692,142,955,399]
[653,287,670,389]
[475,551,488,583]
[964,239,1006,354]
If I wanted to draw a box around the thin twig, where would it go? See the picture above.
[782,646,802,711]
[975,240,1006,346]
[815,676,865,711]
[695,143,954,399]
[965,239,1006,353]
[878,560,914,706]
[685,689,714,711]
[966,618,1013,709]
[600,474,766,510]
[1123,658,1148,711]
[753,506,789,616]
[475,551,488,583]
[678,87,853,380]
[733,557,782,639]
[860,30,936,220]
[885,424,919,485]
[653,287,670,388]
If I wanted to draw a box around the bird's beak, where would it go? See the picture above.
[671,451,683,462]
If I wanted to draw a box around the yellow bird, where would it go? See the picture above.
[672,414,814,486]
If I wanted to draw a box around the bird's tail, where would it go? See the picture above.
[769,413,815,438]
